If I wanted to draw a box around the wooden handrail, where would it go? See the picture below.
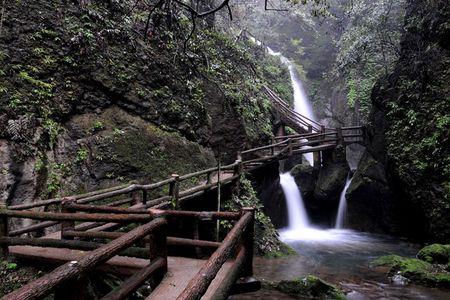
[177,209,254,300]
[2,218,167,300]
[0,209,153,223]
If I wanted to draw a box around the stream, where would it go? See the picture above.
[233,44,450,299]
[232,229,450,299]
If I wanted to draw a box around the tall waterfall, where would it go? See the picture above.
[335,174,353,229]
[279,172,310,230]
[267,47,316,165]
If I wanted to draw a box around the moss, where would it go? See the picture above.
[266,276,346,299]
[371,255,450,288]
[417,244,450,264]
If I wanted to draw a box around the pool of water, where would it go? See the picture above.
[231,228,450,299]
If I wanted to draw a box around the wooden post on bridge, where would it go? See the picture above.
[148,213,168,288]
[142,189,148,205]
[169,174,180,209]
[242,207,255,277]
[288,139,293,155]
[131,190,140,205]
[0,203,9,258]
[337,127,343,145]
[61,197,76,240]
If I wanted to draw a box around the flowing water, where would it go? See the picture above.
[235,45,450,299]
[279,173,309,230]
[335,174,352,229]
[232,173,450,299]
[267,47,315,165]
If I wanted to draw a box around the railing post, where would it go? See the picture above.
[61,197,76,240]
[237,151,242,162]
[193,219,202,258]
[270,137,275,156]
[169,174,180,209]
[337,127,343,145]
[242,207,255,277]
[206,171,212,185]
[148,214,167,288]
[308,125,313,133]
[233,159,243,197]
[131,189,140,205]
[288,139,293,155]
[0,203,9,258]
[142,189,148,205]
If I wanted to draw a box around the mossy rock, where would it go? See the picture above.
[417,244,450,264]
[266,275,346,299]
[371,255,450,288]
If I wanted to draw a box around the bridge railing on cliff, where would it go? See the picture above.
[0,206,255,300]
[264,85,323,133]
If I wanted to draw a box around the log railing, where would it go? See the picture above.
[177,207,255,300]
[0,206,255,300]
[264,85,323,133]
[1,216,168,300]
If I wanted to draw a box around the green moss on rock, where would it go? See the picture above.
[371,254,450,288]
[265,275,346,299]
[417,244,450,264]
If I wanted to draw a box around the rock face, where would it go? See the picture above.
[315,146,349,199]
[350,0,450,241]
[249,161,288,229]
[0,0,293,207]
[346,151,397,233]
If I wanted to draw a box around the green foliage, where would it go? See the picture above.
[75,148,89,163]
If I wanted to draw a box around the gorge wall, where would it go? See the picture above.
[347,0,450,242]
[0,0,292,207]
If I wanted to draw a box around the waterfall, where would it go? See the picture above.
[267,47,316,165]
[335,174,353,229]
[279,172,310,230]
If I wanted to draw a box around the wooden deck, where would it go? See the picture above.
[8,244,235,299]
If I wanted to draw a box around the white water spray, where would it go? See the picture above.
[335,174,353,229]
[267,47,316,165]
[279,173,310,230]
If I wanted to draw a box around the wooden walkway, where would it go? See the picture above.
[0,87,365,300]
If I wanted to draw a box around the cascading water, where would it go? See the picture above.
[335,174,353,229]
[279,172,310,230]
[267,47,316,165]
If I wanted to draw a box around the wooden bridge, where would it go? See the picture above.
[0,87,364,300]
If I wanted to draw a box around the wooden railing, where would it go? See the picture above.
[0,206,254,300]
[264,85,323,133]
[1,213,168,300]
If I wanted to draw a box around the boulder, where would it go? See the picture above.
[418,244,450,265]
[345,151,397,233]
[290,163,318,199]
[265,275,346,299]
[314,146,349,204]
[371,255,450,288]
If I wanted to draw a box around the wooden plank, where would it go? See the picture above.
[146,259,235,300]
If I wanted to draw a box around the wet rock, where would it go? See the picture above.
[265,275,346,299]
[290,163,318,200]
[345,151,397,233]
[390,273,410,286]
[248,161,288,229]
[371,255,450,288]
[417,244,450,265]
[314,146,349,204]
